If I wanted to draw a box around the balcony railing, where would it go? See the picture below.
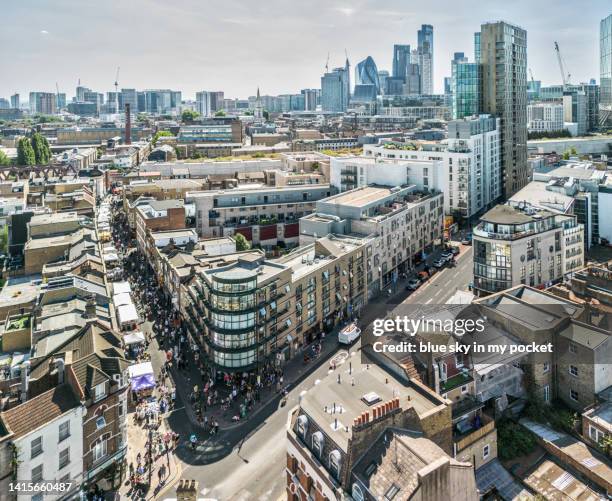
[454,413,495,452]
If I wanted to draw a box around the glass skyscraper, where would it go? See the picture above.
[601,14,612,113]
[355,56,381,94]
[321,60,350,112]
[417,24,434,95]
[392,45,410,79]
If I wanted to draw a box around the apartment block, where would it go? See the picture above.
[472,203,584,295]
[300,185,443,297]
[180,235,367,373]
[134,199,186,254]
[190,184,333,248]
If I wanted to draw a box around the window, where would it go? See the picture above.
[32,464,43,482]
[570,389,579,401]
[544,385,550,403]
[352,484,365,501]
[94,383,106,402]
[569,342,577,354]
[329,450,341,478]
[312,431,323,457]
[96,416,107,430]
[483,444,490,459]
[92,436,108,462]
[297,415,308,437]
[589,425,604,443]
[32,494,44,501]
[59,447,70,469]
[569,365,578,377]
[543,362,550,374]
[384,483,400,500]
[31,436,43,459]
[59,421,70,442]
[461,385,468,394]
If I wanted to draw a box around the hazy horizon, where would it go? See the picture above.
[1,0,608,101]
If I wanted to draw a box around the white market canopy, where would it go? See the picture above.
[113,281,132,295]
[124,331,145,345]
[117,303,139,325]
[113,292,133,307]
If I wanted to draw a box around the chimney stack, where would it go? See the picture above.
[55,358,65,384]
[20,360,30,402]
[125,103,132,145]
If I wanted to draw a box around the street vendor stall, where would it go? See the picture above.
[117,303,139,331]
[128,361,156,404]
[123,331,146,359]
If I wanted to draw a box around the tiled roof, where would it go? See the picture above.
[0,385,80,439]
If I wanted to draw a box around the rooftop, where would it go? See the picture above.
[0,384,80,439]
[299,360,443,450]
[480,204,554,225]
[326,186,395,208]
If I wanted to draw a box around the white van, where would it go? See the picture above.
[338,322,361,345]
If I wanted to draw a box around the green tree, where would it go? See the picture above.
[0,150,10,166]
[262,110,269,121]
[181,109,200,122]
[234,233,250,251]
[214,110,226,117]
[17,137,36,166]
[152,130,174,146]
[31,132,51,164]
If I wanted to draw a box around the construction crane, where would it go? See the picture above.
[553,42,571,88]
[114,66,120,113]
[325,52,330,73]
[529,68,535,85]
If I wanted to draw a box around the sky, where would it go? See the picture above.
[0,0,608,101]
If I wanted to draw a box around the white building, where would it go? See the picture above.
[472,203,584,296]
[0,385,86,501]
[363,115,500,220]
[527,102,564,133]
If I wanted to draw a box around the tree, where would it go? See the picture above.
[0,150,10,166]
[31,132,51,164]
[234,233,250,251]
[214,110,226,117]
[17,137,36,166]
[152,130,174,146]
[181,109,200,122]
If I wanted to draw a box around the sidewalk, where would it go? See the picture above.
[165,331,341,431]
[118,412,183,500]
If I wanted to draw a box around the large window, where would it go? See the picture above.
[212,293,255,312]
[211,279,256,293]
[94,383,106,402]
[212,349,256,368]
[59,447,70,469]
[211,311,255,330]
[59,421,70,442]
[211,331,256,349]
[92,435,108,462]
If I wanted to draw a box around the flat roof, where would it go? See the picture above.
[326,186,394,208]
[299,360,442,450]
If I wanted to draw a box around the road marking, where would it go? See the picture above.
[424,298,433,304]
[434,290,442,297]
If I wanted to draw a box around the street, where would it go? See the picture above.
[163,244,474,500]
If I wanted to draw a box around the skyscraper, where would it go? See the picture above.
[417,24,434,94]
[301,89,319,111]
[196,91,224,116]
[10,93,19,109]
[321,59,350,112]
[601,14,612,121]
[355,56,380,94]
[29,92,57,114]
[452,58,481,119]
[392,44,410,79]
[377,71,389,95]
[479,21,528,199]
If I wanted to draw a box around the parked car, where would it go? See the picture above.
[441,251,453,261]
[450,246,460,255]
[418,271,430,281]
[433,259,446,268]
[338,322,361,345]
[406,278,421,291]
[461,233,473,245]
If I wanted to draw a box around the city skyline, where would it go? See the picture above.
[0,0,608,100]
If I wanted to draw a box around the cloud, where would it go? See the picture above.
[40,29,49,34]
[334,7,354,16]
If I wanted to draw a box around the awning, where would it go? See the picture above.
[124,331,145,345]
[113,281,132,295]
[113,292,132,307]
[131,374,155,391]
[117,303,139,325]
[128,361,154,378]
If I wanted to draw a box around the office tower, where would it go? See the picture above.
[0,99,9,109]
[10,93,19,109]
[29,92,57,114]
[563,90,587,135]
[377,71,389,95]
[301,89,318,111]
[121,89,138,112]
[404,63,421,95]
[385,77,405,95]
[479,21,528,199]
[527,102,564,133]
[451,58,481,119]
[417,24,434,94]
[444,77,452,95]
[321,60,350,112]
[453,52,465,62]
[355,56,380,94]
[75,86,90,102]
[56,93,66,109]
[601,14,612,118]
[527,80,542,101]
[196,91,224,116]
[392,44,410,79]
